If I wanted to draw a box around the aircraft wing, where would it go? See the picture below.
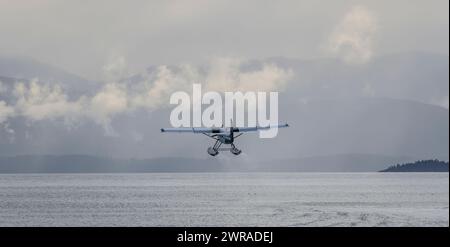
[161,123,289,133]
[160,127,225,133]
[234,123,289,132]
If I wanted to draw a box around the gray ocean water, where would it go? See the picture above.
[0,173,448,227]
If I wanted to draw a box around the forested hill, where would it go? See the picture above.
[379,160,449,172]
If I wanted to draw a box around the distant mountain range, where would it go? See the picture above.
[0,55,98,99]
[0,155,223,173]
[379,160,449,172]
[0,55,95,93]
[0,154,421,173]
[0,52,448,172]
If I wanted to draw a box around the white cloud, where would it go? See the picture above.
[0,57,293,134]
[129,56,292,110]
[327,6,377,64]
[89,83,128,130]
[205,57,293,92]
[130,65,196,110]
[13,79,85,123]
[0,101,14,124]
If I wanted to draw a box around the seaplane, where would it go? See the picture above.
[160,122,289,156]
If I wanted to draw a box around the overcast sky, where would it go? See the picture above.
[0,0,448,80]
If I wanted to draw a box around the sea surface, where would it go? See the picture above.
[0,173,448,226]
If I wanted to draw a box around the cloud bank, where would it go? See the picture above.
[0,101,14,124]
[327,6,378,64]
[0,57,293,132]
